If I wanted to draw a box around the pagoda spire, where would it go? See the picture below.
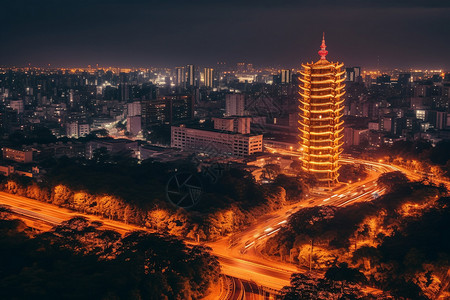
[318,32,328,60]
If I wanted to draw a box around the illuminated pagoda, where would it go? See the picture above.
[298,34,345,185]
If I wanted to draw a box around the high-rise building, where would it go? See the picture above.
[66,121,90,138]
[428,111,446,130]
[225,94,245,116]
[345,67,361,82]
[236,63,245,73]
[66,122,79,138]
[119,83,130,101]
[175,67,186,87]
[79,123,90,137]
[204,68,214,88]
[141,95,194,127]
[380,114,396,133]
[280,69,292,84]
[397,73,411,86]
[127,116,142,135]
[298,34,345,185]
[141,100,167,125]
[186,64,195,87]
[127,101,141,117]
[9,100,24,114]
[376,74,391,85]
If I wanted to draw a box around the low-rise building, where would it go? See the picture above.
[86,139,138,159]
[171,125,263,158]
[2,147,33,163]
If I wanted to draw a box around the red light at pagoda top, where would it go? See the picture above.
[318,32,328,60]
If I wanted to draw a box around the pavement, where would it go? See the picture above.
[0,155,433,299]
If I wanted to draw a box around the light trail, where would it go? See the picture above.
[266,228,280,236]
[0,191,291,292]
[0,153,433,298]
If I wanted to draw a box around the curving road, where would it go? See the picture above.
[220,275,276,300]
[0,155,427,299]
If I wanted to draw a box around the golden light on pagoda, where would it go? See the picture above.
[298,33,345,186]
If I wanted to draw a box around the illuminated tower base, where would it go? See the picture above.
[298,35,345,186]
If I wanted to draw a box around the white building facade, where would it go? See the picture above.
[171,126,262,157]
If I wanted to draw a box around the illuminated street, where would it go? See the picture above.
[1,2,449,298]
[0,154,428,298]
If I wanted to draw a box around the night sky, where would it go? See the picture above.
[1,0,449,69]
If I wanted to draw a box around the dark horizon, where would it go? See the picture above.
[1,0,450,70]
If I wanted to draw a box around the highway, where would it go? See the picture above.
[0,192,144,235]
[210,154,398,253]
[0,155,426,299]
[205,151,425,299]
[0,191,281,298]
[219,276,275,300]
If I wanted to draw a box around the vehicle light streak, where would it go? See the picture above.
[244,241,255,249]
[266,228,281,236]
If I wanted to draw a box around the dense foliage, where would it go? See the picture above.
[338,163,368,183]
[266,174,449,299]
[279,270,375,300]
[0,156,309,241]
[377,171,409,193]
[0,211,220,300]
[365,139,450,178]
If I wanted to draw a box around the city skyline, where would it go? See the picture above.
[1,1,450,69]
[1,2,450,299]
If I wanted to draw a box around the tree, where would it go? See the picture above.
[352,246,380,270]
[52,184,73,206]
[290,160,302,172]
[273,174,305,201]
[279,273,368,300]
[90,129,109,137]
[263,164,281,180]
[0,205,12,219]
[429,140,450,165]
[115,121,127,131]
[0,215,220,300]
[338,164,368,183]
[377,171,409,192]
[325,262,367,284]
